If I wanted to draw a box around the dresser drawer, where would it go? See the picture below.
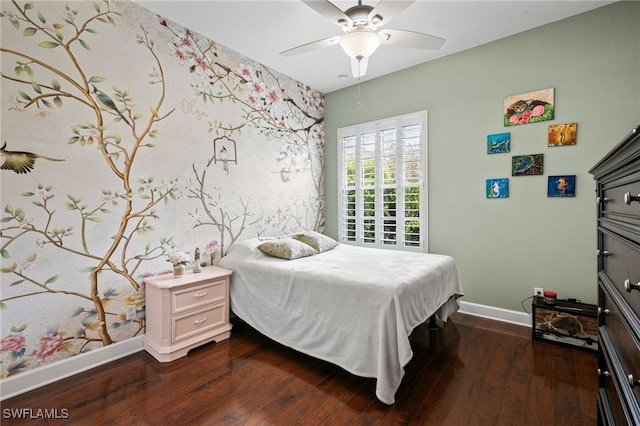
[600,173,640,226]
[600,291,640,405]
[172,303,227,343]
[591,125,640,426]
[599,343,635,426]
[172,280,226,315]
[600,231,640,318]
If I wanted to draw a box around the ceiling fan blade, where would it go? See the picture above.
[302,0,352,28]
[280,35,341,56]
[351,57,369,78]
[368,0,415,27]
[379,29,446,50]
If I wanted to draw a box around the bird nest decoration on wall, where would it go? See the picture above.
[211,136,238,175]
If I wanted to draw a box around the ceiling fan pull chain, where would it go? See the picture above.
[357,62,362,110]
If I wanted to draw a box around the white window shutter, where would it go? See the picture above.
[338,111,428,252]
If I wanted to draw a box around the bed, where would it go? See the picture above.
[218,233,464,404]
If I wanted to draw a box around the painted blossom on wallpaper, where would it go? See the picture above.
[160,21,325,251]
[0,0,326,383]
[0,0,176,378]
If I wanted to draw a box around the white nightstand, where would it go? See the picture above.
[143,266,232,362]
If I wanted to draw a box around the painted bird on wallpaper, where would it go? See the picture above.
[91,84,130,125]
[0,142,65,174]
[218,146,229,175]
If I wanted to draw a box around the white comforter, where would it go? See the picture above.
[218,239,464,404]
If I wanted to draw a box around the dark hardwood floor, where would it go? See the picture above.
[2,313,597,425]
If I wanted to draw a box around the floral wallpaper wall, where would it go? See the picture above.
[0,0,324,380]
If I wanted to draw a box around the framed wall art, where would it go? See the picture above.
[512,154,544,176]
[548,175,576,197]
[548,123,577,146]
[486,178,509,198]
[487,132,511,154]
[504,88,554,126]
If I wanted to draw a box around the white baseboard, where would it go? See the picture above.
[0,335,144,401]
[1,302,528,401]
[458,301,532,327]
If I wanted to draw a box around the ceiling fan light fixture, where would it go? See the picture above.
[339,28,381,60]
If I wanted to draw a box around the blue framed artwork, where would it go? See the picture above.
[486,178,509,198]
[548,175,576,197]
[512,154,544,176]
[487,132,511,154]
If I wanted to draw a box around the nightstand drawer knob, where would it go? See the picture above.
[194,317,207,325]
[597,307,610,316]
[596,249,610,257]
[628,374,640,388]
[193,291,207,299]
[597,196,609,205]
[598,368,610,377]
[624,279,640,292]
[623,192,640,205]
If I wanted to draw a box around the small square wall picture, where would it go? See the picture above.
[487,132,511,154]
[512,154,544,176]
[548,123,577,146]
[548,175,576,197]
[504,88,554,126]
[486,178,509,198]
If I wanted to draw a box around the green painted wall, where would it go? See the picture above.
[324,1,640,312]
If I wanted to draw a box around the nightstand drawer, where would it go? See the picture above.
[172,303,227,343]
[172,280,226,315]
[144,266,233,362]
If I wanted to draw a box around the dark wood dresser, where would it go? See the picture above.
[589,125,640,425]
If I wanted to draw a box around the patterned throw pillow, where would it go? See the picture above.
[257,238,318,259]
[291,231,339,253]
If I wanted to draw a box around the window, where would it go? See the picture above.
[338,111,428,252]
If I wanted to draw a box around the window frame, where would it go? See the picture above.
[337,111,428,253]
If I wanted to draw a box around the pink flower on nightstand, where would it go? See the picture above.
[204,240,219,254]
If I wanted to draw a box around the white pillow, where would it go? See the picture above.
[257,238,318,259]
[291,230,339,253]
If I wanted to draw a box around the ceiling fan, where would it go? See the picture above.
[281,0,446,78]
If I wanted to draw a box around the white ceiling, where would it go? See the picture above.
[134,0,615,93]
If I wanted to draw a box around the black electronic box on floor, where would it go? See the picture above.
[532,296,598,352]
